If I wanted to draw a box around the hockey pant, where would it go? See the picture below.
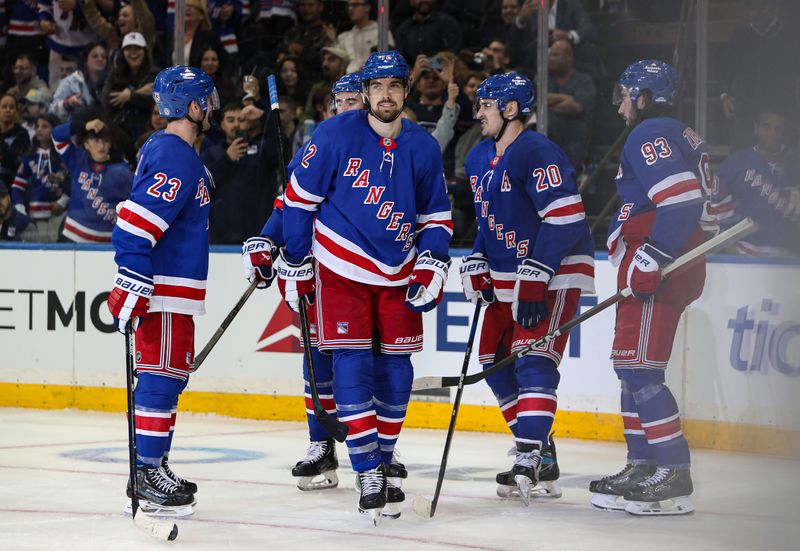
[303,347,337,442]
[333,349,412,472]
[134,373,187,467]
[480,292,579,452]
[616,368,690,468]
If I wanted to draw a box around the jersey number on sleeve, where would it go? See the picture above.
[147,172,182,202]
[641,138,672,165]
[533,165,562,192]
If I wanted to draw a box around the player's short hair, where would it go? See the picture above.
[221,102,242,117]
[15,52,37,66]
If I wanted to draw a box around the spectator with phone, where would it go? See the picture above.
[50,43,108,122]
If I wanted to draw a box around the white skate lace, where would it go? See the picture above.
[640,467,670,487]
[301,441,327,464]
[161,462,186,484]
[514,450,541,469]
[600,464,633,482]
[359,468,384,497]
[151,467,180,493]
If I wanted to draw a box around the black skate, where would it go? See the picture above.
[383,453,407,519]
[292,439,339,491]
[356,464,387,526]
[589,463,655,512]
[161,458,198,494]
[623,467,694,516]
[497,435,561,499]
[511,449,542,506]
[124,465,195,517]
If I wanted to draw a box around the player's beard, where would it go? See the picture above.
[370,99,403,123]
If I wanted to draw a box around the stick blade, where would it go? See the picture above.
[134,513,178,541]
[411,376,443,391]
[412,494,433,518]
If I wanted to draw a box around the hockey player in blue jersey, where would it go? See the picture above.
[589,60,709,516]
[463,73,595,505]
[330,71,365,114]
[277,51,452,524]
[107,66,218,517]
[707,108,799,256]
[51,118,134,243]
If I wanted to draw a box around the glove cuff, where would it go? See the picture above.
[642,241,673,267]
[516,258,554,283]
[243,236,275,254]
[113,269,154,298]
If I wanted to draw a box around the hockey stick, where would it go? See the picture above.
[125,322,179,541]
[298,297,349,442]
[412,217,757,391]
[192,280,258,371]
[413,301,482,518]
[192,74,288,371]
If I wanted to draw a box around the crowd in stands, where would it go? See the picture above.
[0,0,797,256]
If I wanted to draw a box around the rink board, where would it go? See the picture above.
[0,245,798,455]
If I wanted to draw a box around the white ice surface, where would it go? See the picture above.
[0,408,798,550]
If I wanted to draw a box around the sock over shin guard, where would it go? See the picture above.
[134,373,187,466]
[373,353,412,465]
[304,347,337,442]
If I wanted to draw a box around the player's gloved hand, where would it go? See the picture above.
[277,249,315,312]
[512,259,553,329]
[627,241,672,301]
[107,269,153,334]
[406,251,450,312]
[242,237,277,289]
[459,253,494,305]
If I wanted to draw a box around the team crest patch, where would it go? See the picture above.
[337,322,349,334]
[135,351,142,363]
[186,352,192,365]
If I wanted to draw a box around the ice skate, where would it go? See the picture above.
[623,467,695,516]
[292,439,339,491]
[124,465,195,518]
[497,435,561,500]
[511,449,542,506]
[161,457,198,494]
[383,451,407,519]
[589,463,655,512]
[355,464,387,526]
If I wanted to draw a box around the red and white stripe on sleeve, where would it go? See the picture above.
[116,200,170,246]
[284,172,324,212]
[648,172,703,207]
[53,138,71,156]
[11,175,28,192]
[537,195,586,225]
[415,210,453,235]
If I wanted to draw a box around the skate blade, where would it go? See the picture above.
[497,481,562,500]
[124,499,196,518]
[590,493,627,512]
[296,470,339,491]
[625,496,695,516]
[358,507,383,526]
[513,475,533,506]
[382,502,402,519]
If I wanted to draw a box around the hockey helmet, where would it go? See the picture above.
[614,60,678,106]
[333,72,363,95]
[475,72,535,117]
[152,66,219,119]
[360,51,410,84]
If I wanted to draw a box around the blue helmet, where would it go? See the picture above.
[615,60,678,106]
[152,66,219,119]
[360,50,410,83]
[476,72,535,115]
[332,72,363,95]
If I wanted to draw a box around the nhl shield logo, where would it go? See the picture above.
[337,322,349,334]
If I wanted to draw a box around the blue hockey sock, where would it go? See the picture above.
[304,348,336,442]
[134,373,186,467]
[514,355,560,452]
[373,353,412,465]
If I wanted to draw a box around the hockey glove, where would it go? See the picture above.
[107,269,153,333]
[277,249,315,312]
[627,241,672,301]
[406,251,450,312]
[459,253,494,305]
[242,237,277,289]
[513,259,553,329]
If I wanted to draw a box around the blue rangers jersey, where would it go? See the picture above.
[11,147,66,219]
[709,147,799,256]
[465,130,595,302]
[52,122,133,242]
[112,131,212,315]
[283,109,453,286]
[607,117,709,266]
